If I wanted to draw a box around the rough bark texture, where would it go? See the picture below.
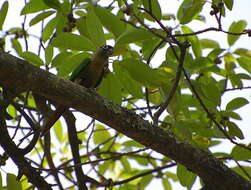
[0,52,250,190]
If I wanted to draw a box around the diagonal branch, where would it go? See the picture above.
[0,52,250,190]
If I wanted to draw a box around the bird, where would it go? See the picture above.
[41,45,114,136]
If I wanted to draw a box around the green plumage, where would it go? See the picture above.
[41,45,113,136]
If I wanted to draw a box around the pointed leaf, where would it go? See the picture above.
[29,11,55,26]
[228,20,247,46]
[21,0,49,15]
[0,1,8,30]
[237,57,251,74]
[223,0,233,10]
[231,145,251,160]
[141,0,162,21]
[21,51,44,66]
[177,164,196,188]
[116,28,155,46]
[42,16,59,42]
[7,173,22,190]
[42,0,61,10]
[226,97,248,111]
[94,6,125,37]
[86,7,105,48]
[177,0,205,24]
[51,33,95,51]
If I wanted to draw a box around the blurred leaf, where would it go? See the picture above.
[226,97,249,111]
[139,174,153,189]
[7,173,22,190]
[113,62,143,98]
[0,1,8,30]
[237,57,251,74]
[42,0,61,10]
[98,73,122,105]
[86,7,105,48]
[45,45,54,65]
[223,0,233,10]
[11,39,22,54]
[51,33,95,51]
[119,59,167,88]
[226,121,244,139]
[93,124,111,145]
[42,16,59,42]
[200,39,220,49]
[54,119,63,142]
[181,26,202,57]
[177,0,205,24]
[228,20,247,46]
[21,0,49,15]
[29,11,55,26]
[234,48,251,59]
[20,51,44,66]
[162,178,172,190]
[231,145,251,160]
[141,0,162,21]
[177,164,196,189]
[116,28,155,46]
[76,17,90,38]
[231,166,251,181]
[94,6,125,37]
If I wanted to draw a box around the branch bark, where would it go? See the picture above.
[0,52,250,190]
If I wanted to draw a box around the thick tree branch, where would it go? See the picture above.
[0,52,250,190]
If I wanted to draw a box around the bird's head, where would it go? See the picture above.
[96,45,114,58]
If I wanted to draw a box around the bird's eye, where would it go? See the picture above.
[101,45,114,56]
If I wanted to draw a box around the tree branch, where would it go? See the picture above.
[0,52,250,189]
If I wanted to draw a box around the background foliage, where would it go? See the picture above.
[0,0,250,189]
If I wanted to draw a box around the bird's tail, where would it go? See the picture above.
[41,105,67,136]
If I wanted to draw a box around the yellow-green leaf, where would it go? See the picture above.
[29,10,55,26]
[21,0,49,15]
[93,124,111,144]
[86,7,106,48]
[228,20,247,46]
[0,1,8,30]
[51,33,95,51]
[141,0,162,21]
[21,51,44,66]
[226,97,249,111]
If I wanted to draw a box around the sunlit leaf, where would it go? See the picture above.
[86,7,106,48]
[141,0,162,21]
[177,164,196,188]
[51,33,95,51]
[21,51,44,66]
[93,124,111,144]
[228,20,247,46]
[177,0,205,24]
[7,173,22,190]
[0,1,8,30]
[226,97,249,111]
[21,0,49,15]
[29,11,55,26]
[94,6,126,37]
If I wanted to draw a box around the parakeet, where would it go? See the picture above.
[41,45,114,136]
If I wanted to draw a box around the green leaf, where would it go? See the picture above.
[234,48,251,59]
[29,11,55,26]
[21,0,49,15]
[119,59,167,88]
[223,0,233,10]
[141,0,162,21]
[45,45,53,65]
[57,52,90,78]
[0,1,8,30]
[228,20,247,46]
[76,17,90,38]
[177,0,205,24]
[86,7,106,48]
[113,62,143,98]
[181,26,202,57]
[139,175,153,189]
[98,73,122,105]
[11,39,22,54]
[162,178,172,190]
[226,97,249,111]
[177,164,196,188]
[54,119,63,142]
[20,51,44,66]
[116,28,155,46]
[51,51,72,67]
[226,121,244,139]
[93,124,111,144]
[232,166,251,180]
[42,0,61,10]
[42,16,59,42]
[200,39,220,49]
[237,57,251,74]
[94,6,125,37]
[51,33,95,51]
[7,173,22,190]
[231,145,251,160]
